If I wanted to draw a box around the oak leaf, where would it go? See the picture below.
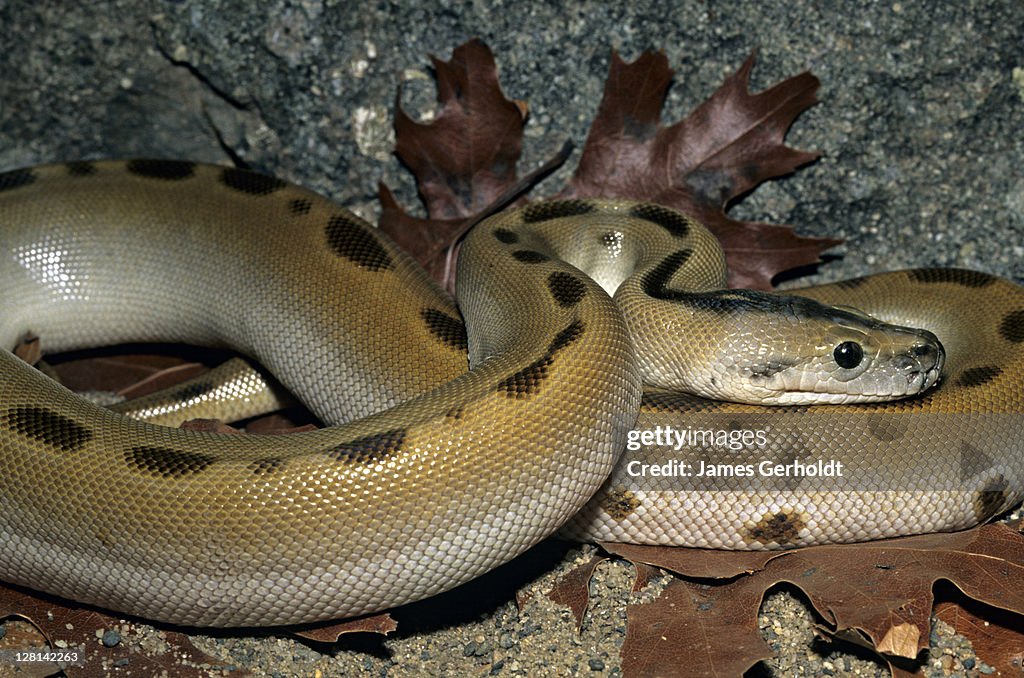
[933,593,1024,675]
[50,353,205,394]
[379,39,529,285]
[290,612,398,643]
[546,523,1024,675]
[0,585,235,677]
[381,41,837,290]
[559,50,838,289]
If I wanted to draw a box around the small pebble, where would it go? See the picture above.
[101,629,121,647]
[589,657,606,671]
[464,638,491,657]
[519,622,540,637]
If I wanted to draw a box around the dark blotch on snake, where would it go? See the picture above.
[628,204,691,238]
[910,268,997,288]
[601,231,622,250]
[547,319,585,353]
[249,457,286,475]
[750,359,797,380]
[867,413,908,442]
[973,474,1010,523]
[498,320,585,397]
[0,168,37,192]
[648,268,872,323]
[421,308,468,352]
[220,167,287,196]
[4,406,93,453]
[695,289,823,316]
[959,441,996,482]
[66,161,97,176]
[521,200,595,223]
[326,213,394,271]
[126,446,216,478]
[836,276,868,290]
[493,228,519,244]
[641,249,693,301]
[288,198,312,215]
[126,159,195,180]
[958,365,1003,388]
[512,250,550,264]
[498,356,555,398]
[745,509,806,546]
[601,488,641,521]
[547,271,587,308]
[999,309,1024,343]
[326,429,406,465]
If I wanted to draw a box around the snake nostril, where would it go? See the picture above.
[908,344,941,370]
[911,343,935,358]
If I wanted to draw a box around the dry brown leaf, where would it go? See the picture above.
[544,524,1024,675]
[13,333,41,365]
[49,354,204,393]
[381,40,835,291]
[179,417,242,434]
[876,622,921,658]
[290,612,397,642]
[392,38,527,221]
[631,562,660,594]
[116,361,209,399]
[602,542,777,580]
[0,584,235,677]
[378,183,470,286]
[243,413,318,434]
[560,50,838,289]
[934,593,1024,675]
[379,39,529,285]
[546,553,608,632]
[622,576,776,677]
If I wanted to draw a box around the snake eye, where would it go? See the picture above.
[833,341,864,369]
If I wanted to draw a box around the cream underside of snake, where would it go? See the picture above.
[0,160,1022,627]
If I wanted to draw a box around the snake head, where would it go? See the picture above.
[740,298,946,405]
[634,290,945,406]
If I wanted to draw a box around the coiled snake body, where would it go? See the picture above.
[0,160,1021,627]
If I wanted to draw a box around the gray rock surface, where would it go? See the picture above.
[1,1,1021,675]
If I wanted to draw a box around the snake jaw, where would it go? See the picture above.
[886,330,945,397]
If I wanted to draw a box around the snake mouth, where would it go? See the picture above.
[895,337,945,395]
[904,367,939,395]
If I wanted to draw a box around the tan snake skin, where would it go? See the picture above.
[0,160,1021,627]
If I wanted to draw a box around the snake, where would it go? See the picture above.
[0,159,1021,628]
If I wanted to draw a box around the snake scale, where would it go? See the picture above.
[0,160,1021,627]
